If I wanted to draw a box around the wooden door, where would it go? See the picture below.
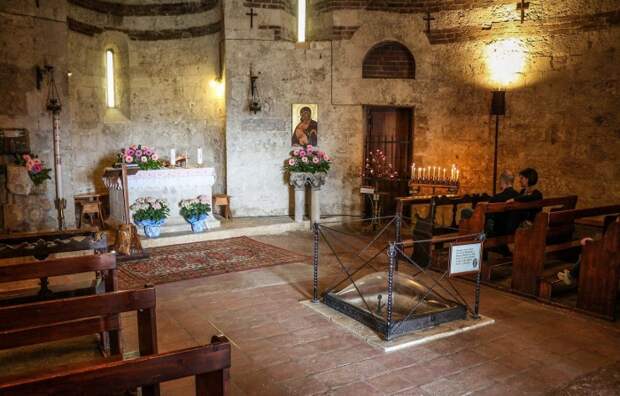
[363,106,413,217]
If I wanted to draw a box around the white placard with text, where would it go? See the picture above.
[449,241,483,276]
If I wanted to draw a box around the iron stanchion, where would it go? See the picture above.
[473,270,481,319]
[394,212,401,271]
[312,222,320,303]
[386,243,396,340]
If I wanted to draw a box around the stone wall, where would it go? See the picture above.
[1,0,619,230]
[0,0,225,230]
[0,0,72,231]
[227,0,620,218]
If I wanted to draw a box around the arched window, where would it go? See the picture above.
[298,0,306,42]
[362,41,415,79]
[105,49,116,107]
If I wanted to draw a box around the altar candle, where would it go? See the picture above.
[417,167,422,179]
[427,166,431,179]
[411,163,415,179]
[170,149,176,167]
[197,147,203,165]
[443,168,446,181]
[456,169,460,181]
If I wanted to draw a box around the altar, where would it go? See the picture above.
[106,167,221,235]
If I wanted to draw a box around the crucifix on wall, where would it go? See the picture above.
[516,0,530,23]
[423,11,435,34]
[246,8,258,29]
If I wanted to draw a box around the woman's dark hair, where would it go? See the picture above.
[519,168,538,186]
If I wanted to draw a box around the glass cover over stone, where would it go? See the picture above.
[332,271,458,320]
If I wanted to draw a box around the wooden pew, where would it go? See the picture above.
[0,286,156,358]
[457,196,578,280]
[0,229,107,260]
[0,336,231,396]
[513,205,620,296]
[576,217,620,319]
[396,194,491,267]
[0,253,117,305]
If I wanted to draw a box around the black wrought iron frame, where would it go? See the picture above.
[311,213,484,341]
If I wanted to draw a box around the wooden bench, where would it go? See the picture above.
[0,229,107,260]
[0,286,157,358]
[0,336,231,396]
[0,253,117,305]
[456,196,578,280]
[513,204,620,296]
[396,194,490,267]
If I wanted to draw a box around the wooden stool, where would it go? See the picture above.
[78,201,105,229]
[212,194,232,220]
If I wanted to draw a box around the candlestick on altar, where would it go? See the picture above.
[197,147,203,165]
[443,168,447,181]
[170,149,176,167]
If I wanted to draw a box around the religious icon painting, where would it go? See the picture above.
[291,104,318,147]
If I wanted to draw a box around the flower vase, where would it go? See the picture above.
[186,214,208,233]
[136,219,165,238]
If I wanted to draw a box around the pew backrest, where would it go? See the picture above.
[0,336,231,396]
[0,230,107,260]
[0,253,116,284]
[0,287,156,355]
[459,195,578,235]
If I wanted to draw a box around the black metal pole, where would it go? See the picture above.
[473,270,481,319]
[394,213,401,271]
[312,222,320,303]
[492,114,499,195]
[386,243,396,340]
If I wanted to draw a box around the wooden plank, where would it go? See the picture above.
[577,220,620,319]
[482,195,577,214]
[0,287,155,331]
[0,253,116,283]
[0,339,231,396]
[0,316,119,351]
[0,231,107,260]
[549,204,620,227]
[511,211,548,295]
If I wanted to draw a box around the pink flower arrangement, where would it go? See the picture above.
[118,144,162,170]
[284,145,331,174]
[15,153,52,185]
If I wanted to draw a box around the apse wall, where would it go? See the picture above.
[67,0,226,197]
[226,0,620,218]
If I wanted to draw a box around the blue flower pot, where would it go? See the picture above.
[186,214,208,233]
[135,219,165,238]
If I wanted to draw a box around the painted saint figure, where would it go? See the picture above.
[292,106,318,147]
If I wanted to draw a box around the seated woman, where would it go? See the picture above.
[505,167,544,230]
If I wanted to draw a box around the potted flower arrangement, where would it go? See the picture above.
[118,145,161,170]
[179,195,211,233]
[14,153,52,186]
[130,197,170,238]
[284,145,331,174]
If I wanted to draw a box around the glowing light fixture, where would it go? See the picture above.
[105,49,116,108]
[209,78,225,98]
[297,0,306,43]
[486,38,526,88]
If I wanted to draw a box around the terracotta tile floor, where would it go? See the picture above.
[116,230,620,395]
[4,229,618,395]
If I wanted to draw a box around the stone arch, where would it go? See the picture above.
[362,41,415,79]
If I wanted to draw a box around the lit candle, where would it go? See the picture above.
[456,169,460,181]
[417,167,422,179]
[170,149,176,167]
[411,163,415,179]
[197,147,203,165]
[443,168,446,181]
[427,166,431,180]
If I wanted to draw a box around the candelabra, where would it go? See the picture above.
[409,164,460,195]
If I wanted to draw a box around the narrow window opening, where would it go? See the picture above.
[106,49,116,108]
[297,0,306,43]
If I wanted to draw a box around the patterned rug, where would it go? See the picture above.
[118,236,308,289]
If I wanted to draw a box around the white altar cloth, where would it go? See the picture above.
[109,167,221,235]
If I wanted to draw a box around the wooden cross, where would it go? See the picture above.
[423,11,435,34]
[516,0,530,23]
[246,8,257,29]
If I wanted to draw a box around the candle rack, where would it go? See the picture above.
[409,177,460,195]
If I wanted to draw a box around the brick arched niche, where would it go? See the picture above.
[362,41,415,79]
